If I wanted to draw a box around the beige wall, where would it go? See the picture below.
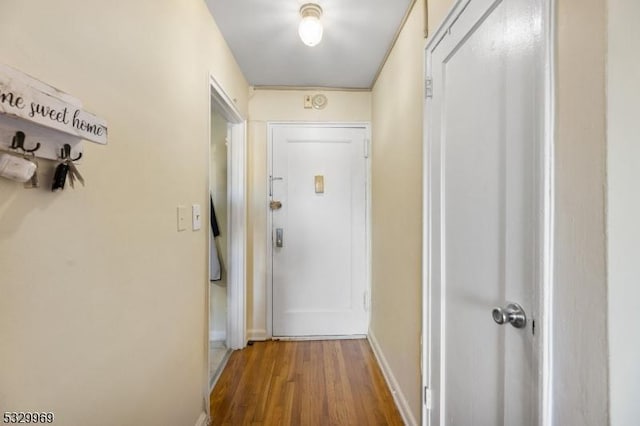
[370,0,428,423]
[428,0,454,34]
[246,89,371,338]
[553,0,609,423]
[0,1,248,425]
[607,0,640,424]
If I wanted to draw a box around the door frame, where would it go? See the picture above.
[421,0,556,424]
[205,74,247,398]
[265,122,372,339]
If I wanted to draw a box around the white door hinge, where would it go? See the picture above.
[424,387,432,410]
[363,292,369,311]
[364,138,370,158]
[425,77,433,99]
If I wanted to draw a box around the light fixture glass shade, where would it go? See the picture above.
[298,4,323,47]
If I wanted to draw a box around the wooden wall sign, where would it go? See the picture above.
[0,63,108,147]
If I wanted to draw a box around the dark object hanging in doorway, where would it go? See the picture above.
[211,195,220,237]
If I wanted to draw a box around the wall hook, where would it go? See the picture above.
[59,144,82,162]
[11,131,41,153]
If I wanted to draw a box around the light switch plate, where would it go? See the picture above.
[177,205,187,231]
[192,204,201,230]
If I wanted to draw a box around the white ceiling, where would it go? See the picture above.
[205,0,413,89]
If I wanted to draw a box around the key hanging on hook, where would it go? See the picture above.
[51,144,84,192]
[51,159,69,192]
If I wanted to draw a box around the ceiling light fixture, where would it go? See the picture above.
[298,3,323,47]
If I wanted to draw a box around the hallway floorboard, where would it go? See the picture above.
[209,339,404,425]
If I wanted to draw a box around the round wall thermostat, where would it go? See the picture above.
[312,94,328,109]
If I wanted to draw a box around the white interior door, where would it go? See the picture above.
[425,0,543,424]
[270,124,368,337]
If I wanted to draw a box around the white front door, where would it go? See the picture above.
[424,0,544,424]
[270,124,368,337]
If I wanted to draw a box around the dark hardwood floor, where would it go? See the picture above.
[209,339,404,425]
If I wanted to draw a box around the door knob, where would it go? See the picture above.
[492,303,526,329]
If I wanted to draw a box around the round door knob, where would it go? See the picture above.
[492,303,526,329]
[492,307,508,324]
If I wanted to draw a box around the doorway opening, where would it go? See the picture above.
[208,104,229,386]
[207,76,247,393]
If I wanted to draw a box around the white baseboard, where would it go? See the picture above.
[195,411,210,426]
[247,328,268,341]
[209,330,226,341]
[368,331,418,426]
[275,334,367,341]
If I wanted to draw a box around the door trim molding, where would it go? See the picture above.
[265,122,372,339]
[421,0,555,424]
[539,0,556,423]
[227,119,247,351]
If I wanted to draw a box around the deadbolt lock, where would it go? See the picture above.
[270,201,283,210]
